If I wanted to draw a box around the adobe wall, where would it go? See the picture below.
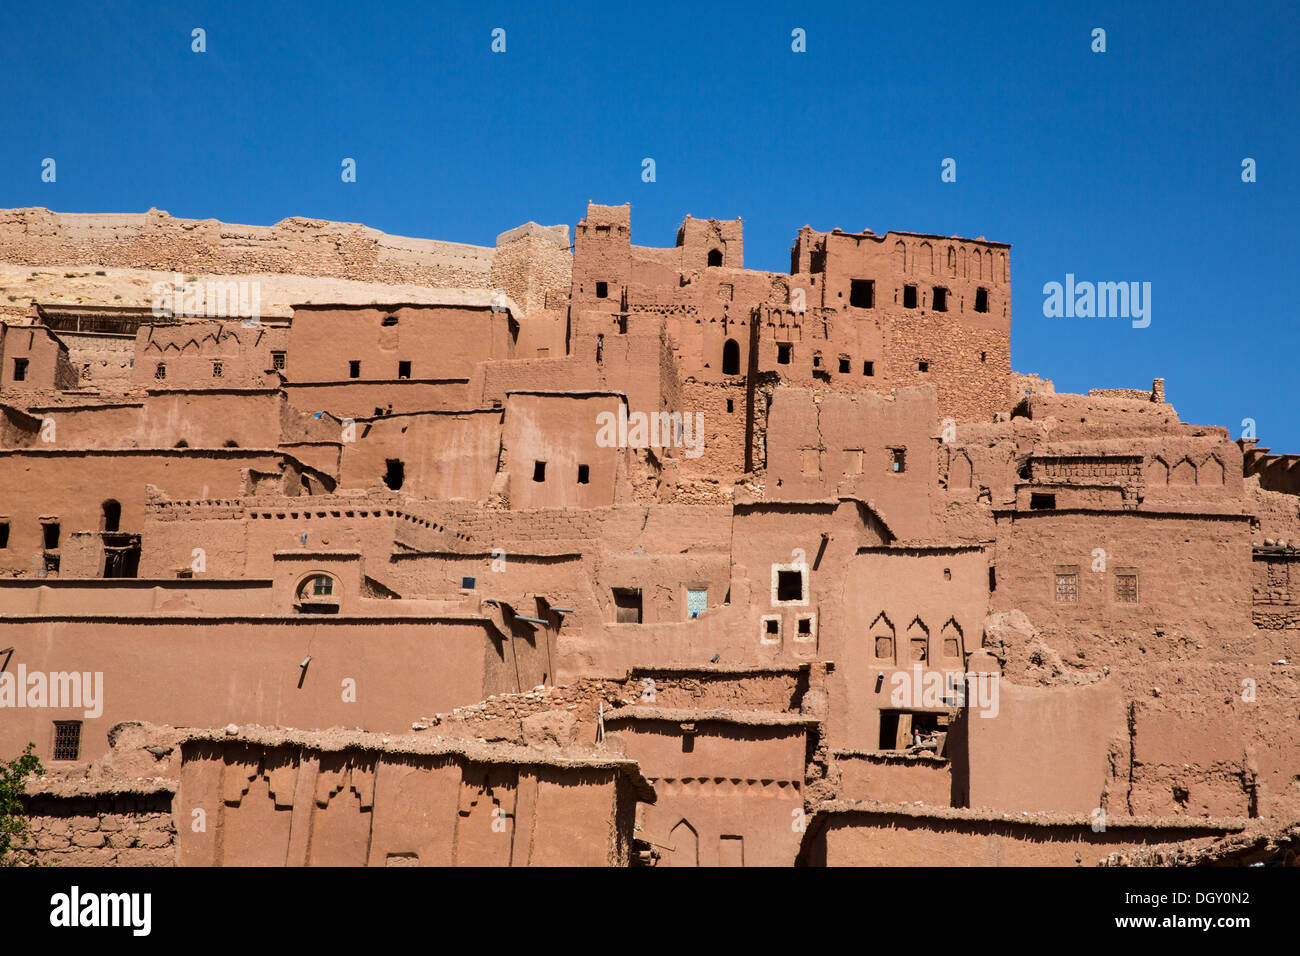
[178,736,636,867]
[338,410,502,501]
[19,789,176,866]
[834,753,953,805]
[765,386,938,540]
[286,303,517,383]
[0,208,571,320]
[133,321,288,388]
[502,393,626,509]
[0,449,323,573]
[0,617,497,763]
[801,804,1244,867]
[1125,664,1300,820]
[991,510,1253,654]
[0,323,78,396]
[955,679,1126,814]
[606,714,809,867]
[829,547,989,753]
[489,222,572,318]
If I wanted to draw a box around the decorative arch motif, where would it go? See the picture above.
[870,611,895,661]
[940,618,964,660]
[1146,456,1169,485]
[906,616,930,663]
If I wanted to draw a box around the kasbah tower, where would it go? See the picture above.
[0,200,1296,867]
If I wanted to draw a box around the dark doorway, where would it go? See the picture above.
[383,459,405,491]
[722,339,741,375]
[101,500,121,533]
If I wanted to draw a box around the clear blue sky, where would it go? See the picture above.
[2,1,1296,447]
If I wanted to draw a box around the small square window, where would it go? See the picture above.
[849,279,874,308]
[687,588,708,619]
[53,721,81,761]
[272,351,286,370]
[918,360,929,372]
[838,356,850,374]
[613,587,642,624]
[12,358,28,382]
[398,360,411,379]
[776,569,804,603]
[349,360,361,379]
[1115,573,1138,603]
[577,464,590,484]
[777,343,792,365]
[797,617,812,636]
[461,576,476,590]
[761,616,781,643]
[812,352,822,368]
[595,281,609,299]
[903,285,918,309]
[1055,572,1079,603]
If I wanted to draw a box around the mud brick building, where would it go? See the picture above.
[1,202,1296,867]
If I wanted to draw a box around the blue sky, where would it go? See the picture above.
[2,1,1296,447]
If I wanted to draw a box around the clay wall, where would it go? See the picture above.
[286,304,516,384]
[802,806,1242,867]
[990,510,1253,656]
[0,616,498,762]
[605,714,806,867]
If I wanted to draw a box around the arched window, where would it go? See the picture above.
[721,339,741,375]
[296,574,339,614]
[707,248,723,267]
[100,500,121,533]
